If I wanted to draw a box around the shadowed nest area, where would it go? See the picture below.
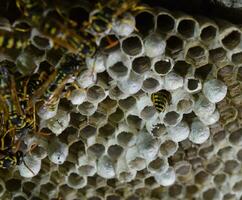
[0,0,241,199]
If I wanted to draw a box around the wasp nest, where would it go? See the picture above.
[1,1,242,200]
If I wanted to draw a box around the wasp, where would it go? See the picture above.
[83,0,141,34]
[41,53,85,109]
[16,0,47,26]
[151,90,172,113]
[0,19,31,51]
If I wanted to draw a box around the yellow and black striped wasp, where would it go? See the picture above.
[0,19,31,52]
[39,53,86,111]
[35,8,97,59]
[151,90,172,113]
[83,0,141,34]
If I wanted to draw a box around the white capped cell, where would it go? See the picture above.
[189,119,210,144]
[203,79,227,103]
[154,167,176,186]
[167,120,190,142]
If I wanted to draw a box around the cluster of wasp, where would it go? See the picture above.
[0,0,142,173]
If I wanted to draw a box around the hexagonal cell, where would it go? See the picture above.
[194,170,210,185]
[173,60,191,77]
[108,62,128,79]
[156,13,175,33]
[236,66,242,81]
[5,178,22,192]
[185,44,208,67]
[135,10,155,36]
[98,96,117,114]
[108,108,124,123]
[232,51,242,65]
[98,123,116,139]
[221,29,241,50]
[142,77,159,92]
[224,160,240,174]
[121,35,143,56]
[229,128,242,145]
[202,188,221,200]
[194,63,212,80]
[78,101,97,116]
[99,34,120,54]
[132,56,151,75]
[126,115,143,130]
[185,185,198,198]
[87,85,106,103]
[166,35,183,55]
[200,25,217,42]
[217,64,234,81]
[80,124,97,139]
[117,131,134,147]
[213,173,227,186]
[209,47,227,63]
[177,18,196,38]
[168,184,183,198]
[87,143,105,158]
[107,144,124,160]
[140,106,156,120]
[118,96,136,111]
[153,58,173,76]
[160,140,178,157]
[163,111,181,126]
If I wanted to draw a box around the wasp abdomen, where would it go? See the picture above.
[151,90,171,113]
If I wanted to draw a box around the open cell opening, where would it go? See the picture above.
[87,85,105,102]
[98,123,116,138]
[209,47,227,62]
[108,108,124,123]
[187,46,205,59]
[142,78,159,91]
[237,66,242,81]
[106,195,121,200]
[177,19,196,38]
[122,36,143,56]
[87,143,105,158]
[109,62,128,77]
[232,51,242,64]
[187,78,199,91]
[117,131,134,146]
[200,25,217,41]
[107,144,123,160]
[68,172,85,186]
[118,96,136,110]
[166,35,183,54]
[173,60,191,77]
[177,99,193,113]
[78,165,95,176]
[78,101,96,116]
[79,125,97,139]
[135,11,155,36]
[195,64,212,80]
[221,30,241,50]
[140,106,156,120]
[6,179,21,192]
[127,115,142,130]
[154,59,172,75]
[100,35,120,54]
[217,65,234,81]
[163,111,180,126]
[156,14,175,33]
[33,35,51,49]
[132,56,151,74]
[151,123,167,137]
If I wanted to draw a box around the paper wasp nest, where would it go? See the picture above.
[1,1,242,200]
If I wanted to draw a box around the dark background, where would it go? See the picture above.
[0,0,241,25]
